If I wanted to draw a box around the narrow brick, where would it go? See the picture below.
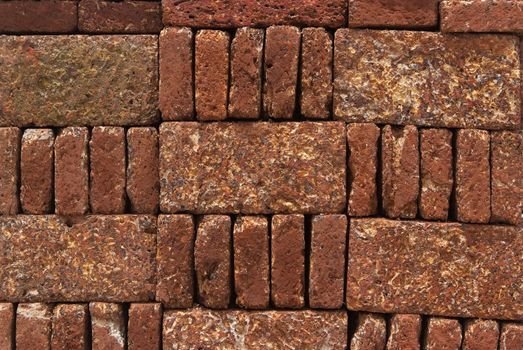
[463,319,499,350]
[195,30,229,121]
[16,303,52,350]
[264,26,300,119]
[90,127,126,214]
[159,27,194,120]
[128,303,162,350]
[456,129,490,223]
[386,314,421,350]
[234,216,269,309]
[0,128,20,215]
[127,127,159,214]
[424,318,462,350]
[420,129,453,220]
[309,214,347,309]
[156,215,195,308]
[90,303,125,350]
[228,27,264,119]
[381,125,419,219]
[347,123,380,216]
[20,129,54,214]
[195,215,231,309]
[0,303,14,350]
[271,215,305,308]
[55,127,89,216]
[349,0,438,28]
[350,313,386,350]
[500,323,523,350]
[51,304,89,350]
[300,28,332,119]
[0,1,77,33]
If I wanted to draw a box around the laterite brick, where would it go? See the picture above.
[350,313,387,350]
[51,304,89,350]
[90,302,125,350]
[128,303,162,350]
[16,303,52,350]
[0,128,20,215]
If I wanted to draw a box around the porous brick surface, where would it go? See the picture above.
[16,303,52,349]
[349,0,439,28]
[424,317,462,350]
[0,1,77,33]
[386,314,421,350]
[462,319,499,350]
[500,323,523,350]
[51,304,89,350]
[90,302,125,350]
[0,128,20,215]
[128,303,162,350]
[0,303,14,350]
[350,313,387,350]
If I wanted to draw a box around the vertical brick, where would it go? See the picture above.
[0,128,20,215]
[500,323,523,350]
[347,123,380,216]
[463,319,499,350]
[309,214,346,309]
[386,314,421,350]
[90,302,125,350]
[16,303,52,350]
[233,216,269,309]
[381,125,419,219]
[127,127,159,214]
[0,303,14,350]
[195,30,229,121]
[0,1,77,33]
[159,27,194,120]
[263,26,300,119]
[300,28,332,119]
[90,126,126,214]
[228,27,264,119]
[156,215,195,308]
[456,129,490,223]
[195,215,232,309]
[20,129,54,214]
[128,303,162,350]
[424,317,462,350]
[54,127,89,216]
[51,304,88,350]
[420,129,453,220]
[271,214,305,308]
[350,313,387,350]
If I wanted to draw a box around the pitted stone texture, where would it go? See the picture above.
[0,303,14,350]
[349,0,438,28]
[163,308,348,349]
[90,303,125,350]
[347,218,523,319]
[463,319,499,350]
[334,29,520,130]
[0,35,158,126]
[160,122,346,214]
[424,318,462,350]
[350,313,387,350]
[500,323,523,350]
[0,215,156,302]
[51,304,89,350]
[0,128,20,215]
[16,303,52,350]
[0,1,77,33]
[128,303,162,350]
[386,314,421,350]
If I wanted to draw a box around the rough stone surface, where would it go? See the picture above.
[0,1,77,33]
[0,35,158,126]
[0,303,14,350]
[128,303,162,350]
[349,0,439,28]
[90,127,126,214]
[162,0,347,28]
[300,28,332,119]
[381,125,419,219]
[195,215,232,309]
[386,314,421,350]
[163,308,348,349]
[347,218,523,320]
[16,303,52,350]
[347,123,380,216]
[228,28,264,119]
[334,29,521,130]
[264,26,300,119]
[160,122,346,214]
[491,131,523,224]
[350,313,387,350]
[195,30,229,121]
[0,128,20,215]
[51,304,89,350]
[234,216,269,309]
[0,215,156,302]
[127,127,159,214]
[159,27,194,120]
[463,319,499,350]
[90,302,125,350]
[500,323,523,350]
[309,214,347,309]
[55,127,89,216]
[271,214,305,308]
[424,318,462,350]
[456,129,490,223]
[156,215,195,308]
[20,129,54,214]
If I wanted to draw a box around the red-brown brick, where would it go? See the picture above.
[16,303,52,350]
[350,313,386,350]
[500,323,523,350]
[386,314,421,350]
[463,319,499,350]
[0,128,20,215]
[424,317,462,350]
[51,304,89,350]
[90,302,125,350]
[128,303,162,350]
[0,303,14,350]
[0,1,77,33]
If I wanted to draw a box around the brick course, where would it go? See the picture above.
[0,1,77,33]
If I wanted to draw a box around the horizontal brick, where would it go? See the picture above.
[16,303,52,350]
[424,317,462,350]
[128,303,162,350]
[0,215,156,302]
[0,128,20,215]
[349,0,438,28]
[347,218,523,319]
[350,313,386,350]
[0,35,158,126]
[0,1,77,33]
[0,303,14,350]
[51,304,89,350]
[90,302,125,350]
[160,122,346,214]
[334,30,520,130]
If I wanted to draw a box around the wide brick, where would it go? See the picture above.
[162,0,347,28]
[16,303,52,350]
[350,313,386,350]
[195,30,229,121]
[228,28,264,119]
[456,129,490,223]
[309,214,347,309]
[234,216,269,309]
[20,129,54,214]
[90,303,125,350]
[381,125,419,219]
[51,304,89,350]
[160,122,346,214]
[386,314,421,350]
[163,309,348,348]
[0,303,14,350]
[347,123,380,216]
[159,27,194,120]
[347,218,523,319]
[349,0,438,28]
[0,128,20,215]
[156,215,195,308]
[0,35,158,126]
[500,323,523,350]
[195,215,231,309]
[463,319,499,350]
[334,29,520,129]
[0,1,77,33]
[424,318,462,350]
[271,214,305,308]
[128,303,162,350]
[79,0,162,33]
[0,215,156,302]
[90,127,126,214]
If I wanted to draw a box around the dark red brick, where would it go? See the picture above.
[350,313,386,350]
[128,303,162,350]
[349,0,438,28]
[386,314,421,350]
[0,128,20,215]
[90,302,125,350]
[0,1,77,33]
[16,303,52,350]
[51,304,89,350]
[424,318,462,350]
[500,323,523,350]
[0,303,14,350]
[463,319,499,350]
